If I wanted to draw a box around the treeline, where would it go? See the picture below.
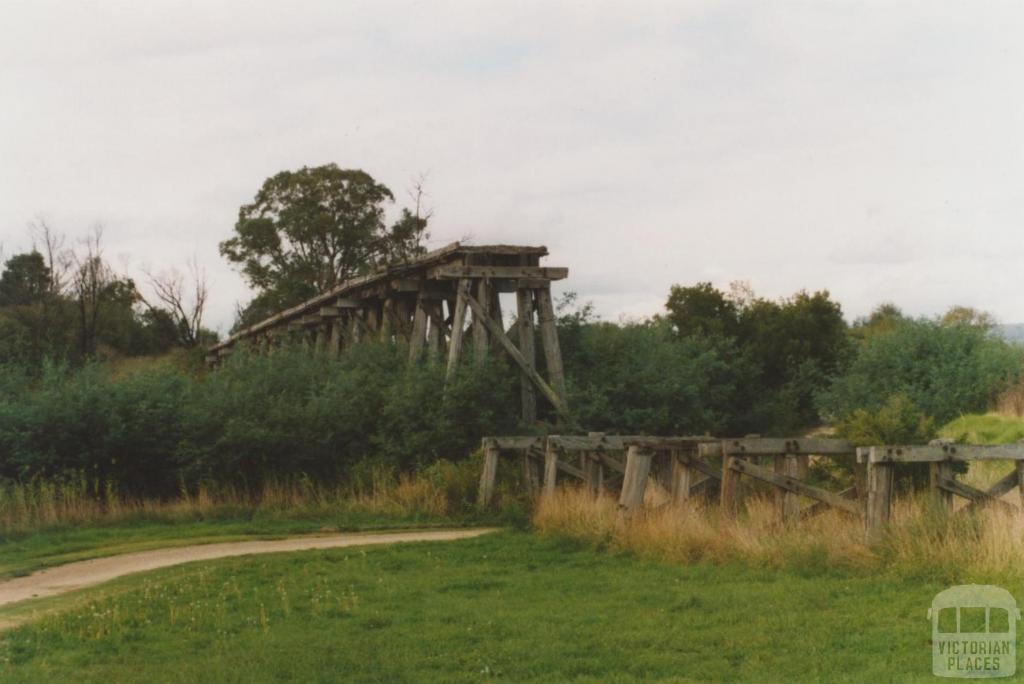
[0,222,215,369]
[0,282,1019,499]
[563,285,1021,443]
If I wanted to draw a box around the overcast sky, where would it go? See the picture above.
[3,1,1024,333]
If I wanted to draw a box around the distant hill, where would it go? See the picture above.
[996,324,1024,344]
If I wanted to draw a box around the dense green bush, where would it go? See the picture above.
[0,345,520,498]
[560,318,743,435]
[662,284,851,434]
[818,317,1023,426]
[0,362,186,497]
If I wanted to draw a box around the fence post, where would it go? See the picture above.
[618,445,653,518]
[866,459,894,543]
[478,440,500,508]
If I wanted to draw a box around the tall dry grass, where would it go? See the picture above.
[534,487,1024,579]
[0,473,453,536]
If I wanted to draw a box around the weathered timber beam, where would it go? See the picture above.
[623,436,719,449]
[967,470,1021,511]
[698,442,723,459]
[555,458,585,480]
[546,435,713,452]
[800,487,857,520]
[548,435,627,451]
[430,265,568,280]
[937,477,1018,512]
[482,436,545,450]
[677,453,722,481]
[320,306,341,317]
[597,452,626,474]
[390,279,422,292]
[727,457,862,516]
[336,297,361,308]
[390,280,451,297]
[867,444,1024,463]
[463,291,570,420]
[723,438,855,456]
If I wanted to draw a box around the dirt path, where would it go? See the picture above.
[0,528,497,629]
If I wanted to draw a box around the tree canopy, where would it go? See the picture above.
[220,165,429,328]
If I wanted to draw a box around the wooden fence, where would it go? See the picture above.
[481,436,1024,541]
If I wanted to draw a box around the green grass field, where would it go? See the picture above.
[0,531,965,683]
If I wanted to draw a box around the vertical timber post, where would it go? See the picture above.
[328,319,342,357]
[478,439,500,508]
[409,294,428,362]
[720,452,742,518]
[619,446,653,518]
[535,285,567,419]
[473,279,490,363]
[543,439,559,499]
[516,288,537,424]
[773,455,786,522]
[314,324,327,355]
[866,457,894,543]
[773,454,801,523]
[523,449,541,498]
[379,299,392,342]
[445,280,470,381]
[583,451,601,497]
[671,449,693,504]
[854,461,868,501]
[426,301,444,363]
[929,461,954,513]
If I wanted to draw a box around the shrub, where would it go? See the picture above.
[819,317,1023,426]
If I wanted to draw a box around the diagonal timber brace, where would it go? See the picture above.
[463,290,570,421]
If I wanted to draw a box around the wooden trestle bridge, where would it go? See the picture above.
[206,242,570,423]
[479,435,1024,541]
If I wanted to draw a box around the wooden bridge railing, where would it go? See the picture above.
[482,435,1024,542]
